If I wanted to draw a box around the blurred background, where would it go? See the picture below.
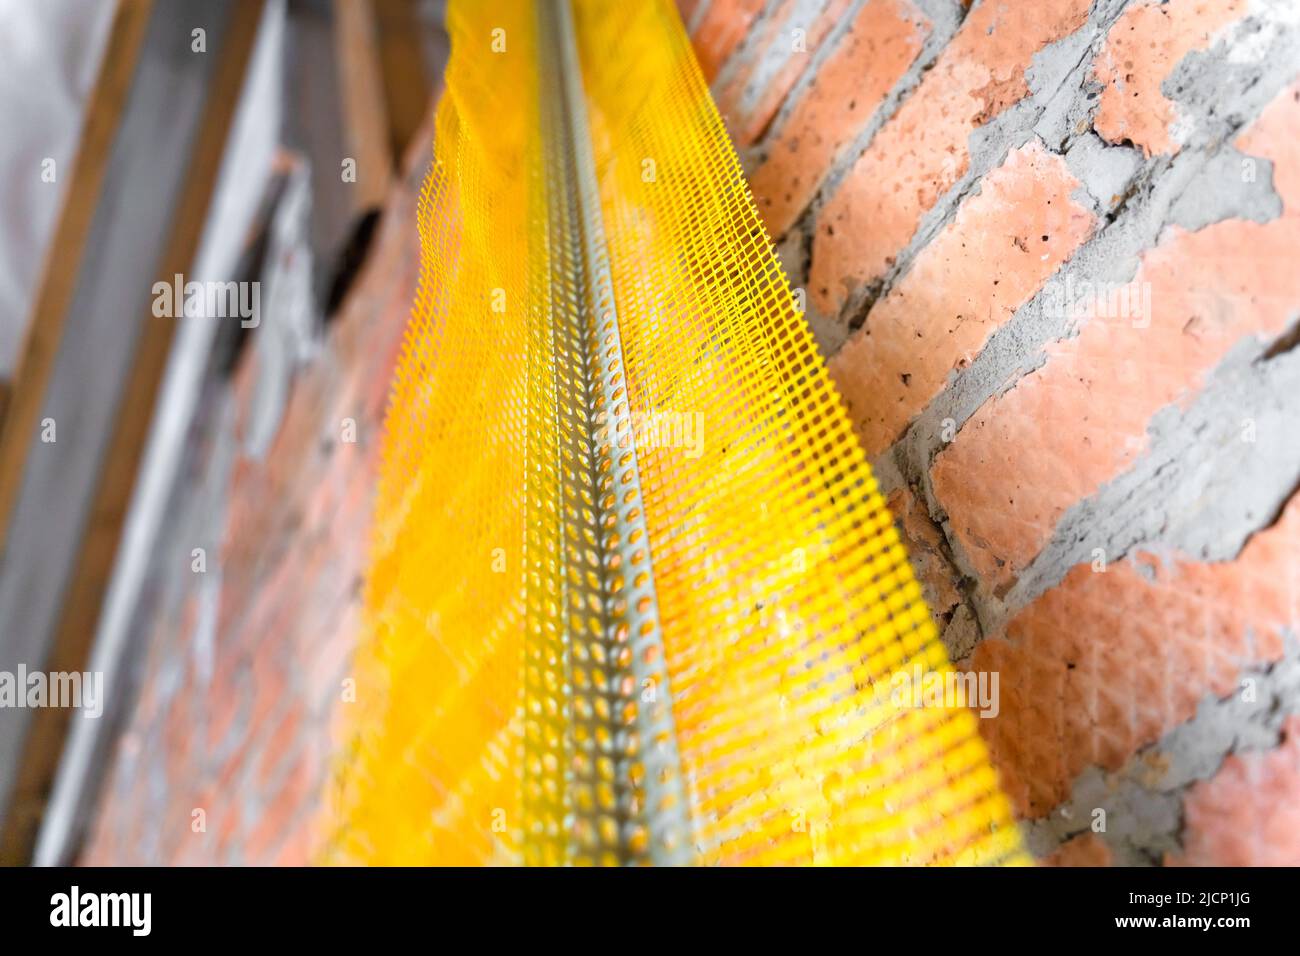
[0,0,447,865]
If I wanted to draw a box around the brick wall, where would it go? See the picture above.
[80,140,428,866]
[685,0,1300,865]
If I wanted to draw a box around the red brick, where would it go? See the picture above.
[748,0,931,237]
[689,0,767,81]
[714,0,853,147]
[214,802,244,861]
[933,82,1300,590]
[248,616,291,732]
[1044,832,1112,866]
[810,0,1092,315]
[332,199,421,423]
[1094,0,1247,157]
[972,496,1300,817]
[161,668,198,784]
[245,758,315,865]
[262,368,334,506]
[169,789,217,866]
[256,704,305,784]
[219,455,272,574]
[79,117,435,868]
[829,140,1094,456]
[228,339,262,450]
[271,816,317,866]
[206,651,251,752]
[1169,715,1300,866]
[305,601,361,714]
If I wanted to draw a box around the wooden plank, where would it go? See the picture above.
[0,0,266,864]
[335,0,394,213]
[373,0,431,161]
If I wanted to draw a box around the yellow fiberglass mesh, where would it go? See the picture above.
[328,0,1028,867]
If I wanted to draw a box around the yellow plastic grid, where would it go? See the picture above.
[328,0,1028,867]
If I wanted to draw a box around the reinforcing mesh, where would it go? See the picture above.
[328,0,1027,867]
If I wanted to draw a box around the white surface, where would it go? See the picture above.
[0,0,115,376]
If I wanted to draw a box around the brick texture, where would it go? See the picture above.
[714,0,854,147]
[829,140,1094,457]
[80,145,425,866]
[1044,832,1112,866]
[747,0,931,237]
[1094,0,1248,157]
[689,0,768,82]
[1169,714,1300,866]
[974,495,1298,817]
[687,0,1300,866]
[79,0,1300,868]
[888,486,961,621]
[933,82,1300,591]
[808,0,1092,316]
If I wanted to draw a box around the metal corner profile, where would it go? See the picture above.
[532,0,694,866]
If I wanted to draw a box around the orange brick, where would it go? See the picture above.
[1094,0,1248,157]
[205,666,246,753]
[214,801,243,860]
[714,0,853,147]
[933,82,1300,590]
[748,0,931,237]
[1044,832,1112,866]
[1169,715,1300,866]
[829,140,1094,456]
[973,496,1300,817]
[272,816,318,866]
[256,704,305,784]
[246,758,315,864]
[810,0,1092,315]
[689,0,767,81]
[79,118,429,867]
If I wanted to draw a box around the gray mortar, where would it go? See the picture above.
[728,0,829,133]
[773,225,808,292]
[837,0,1298,342]
[710,0,787,105]
[1064,132,1143,213]
[1022,634,1300,864]
[1002,322,1300,621]
[686,0,713,36]
[98,381,244,864]
[714,0,1300,862]
[853,0,1300,859]
[1168,145,1282,230]
[765,0,968,340]
[941,604,982,662]
[879,0,1300,633]
[826,0,1136,338]
[1031,21,1104,152]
